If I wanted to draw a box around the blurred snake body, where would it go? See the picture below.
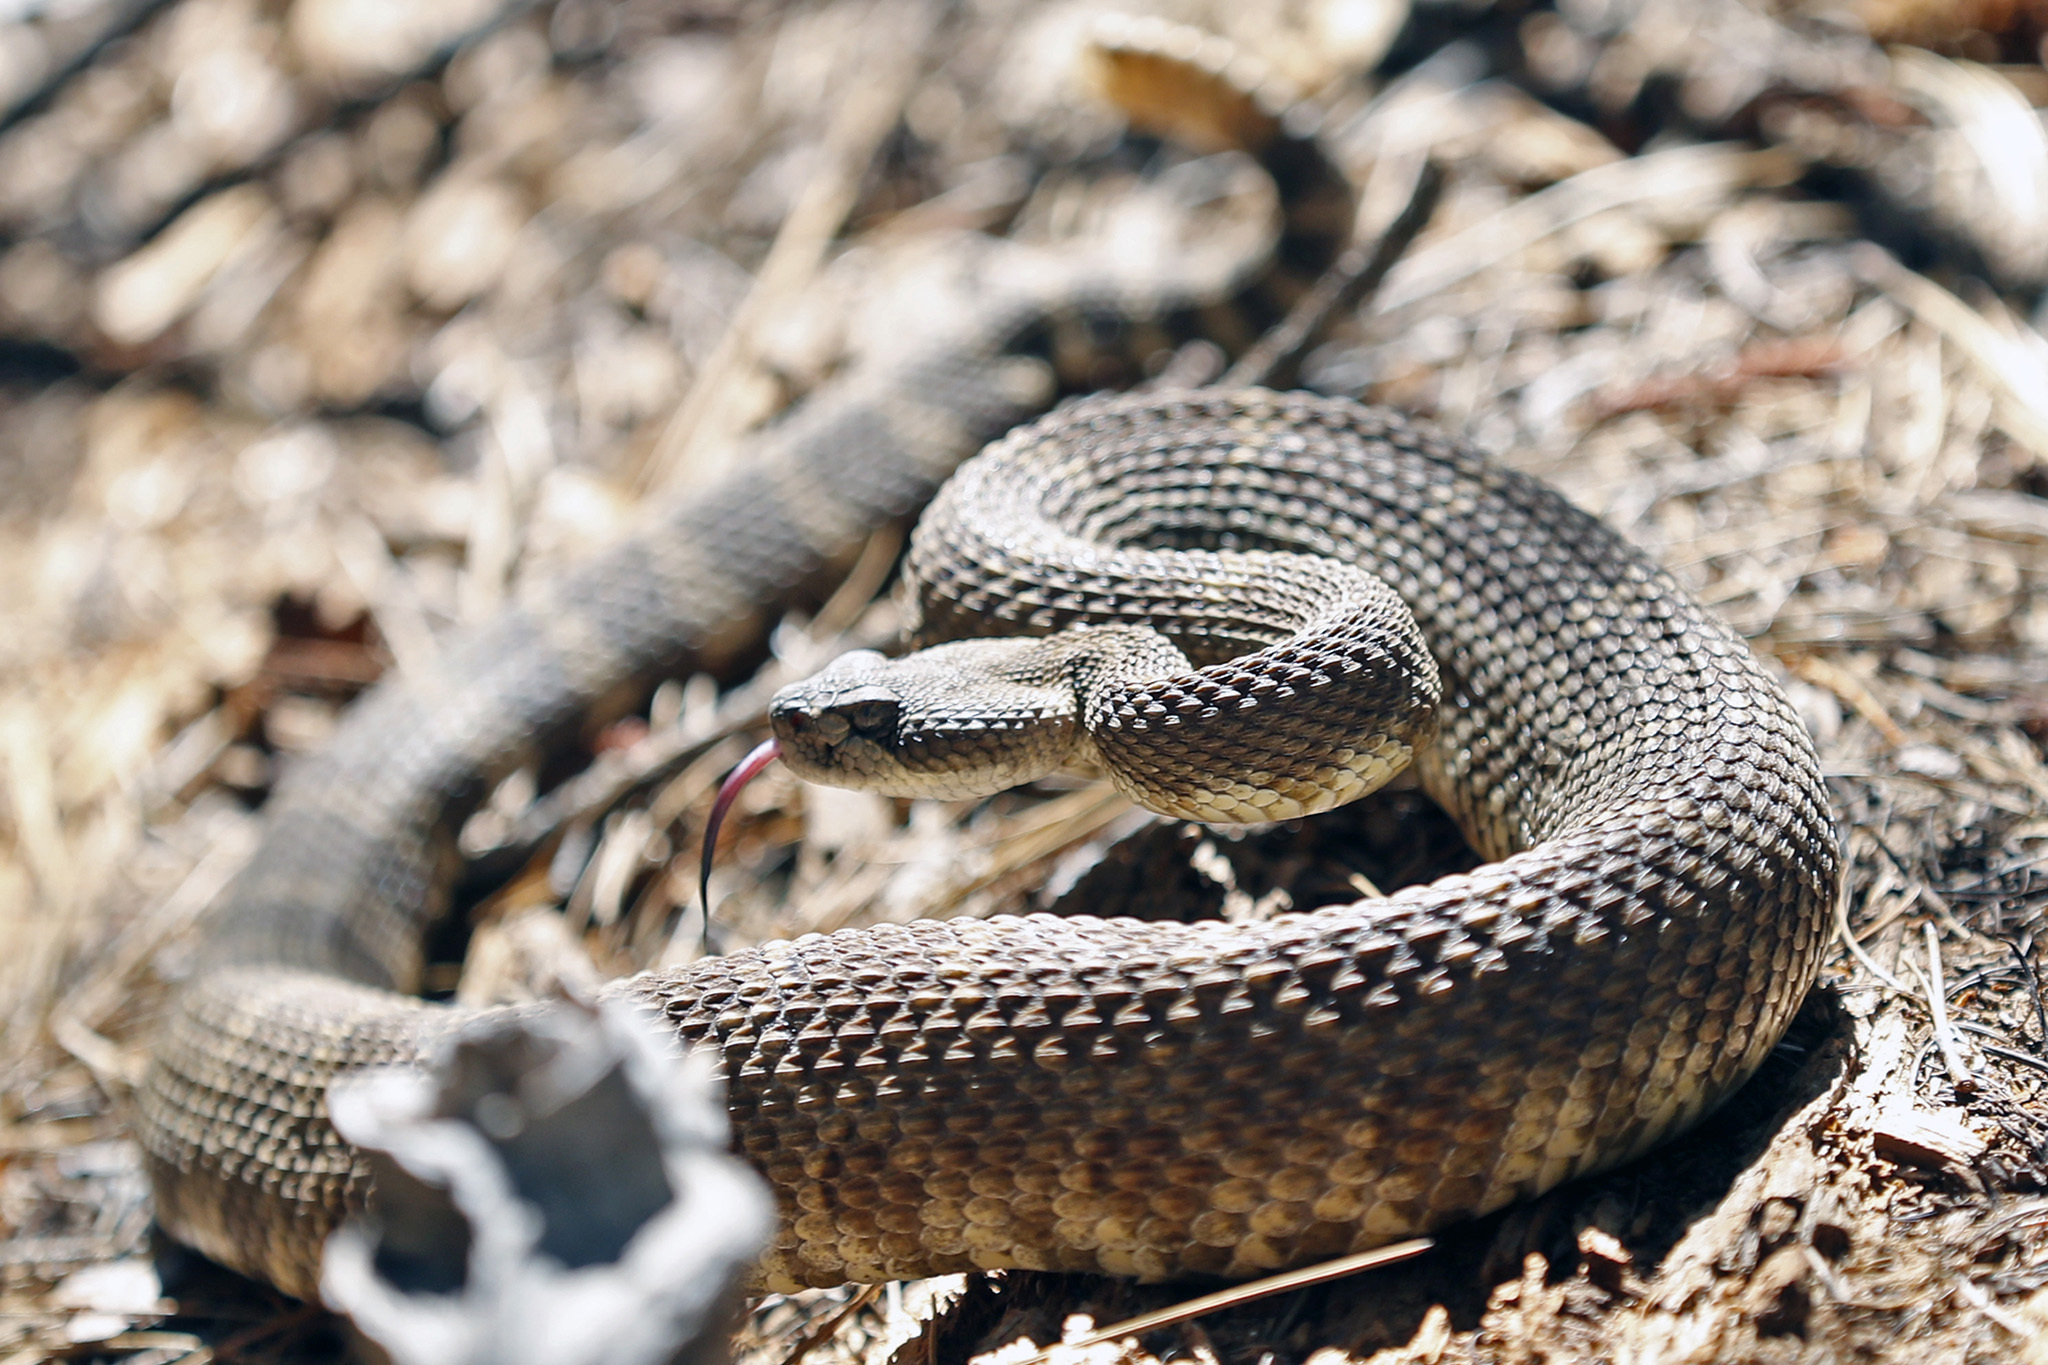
[136,32,1836,1299]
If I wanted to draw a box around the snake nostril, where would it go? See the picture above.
[813,711,851,744]
[776,707,811,734]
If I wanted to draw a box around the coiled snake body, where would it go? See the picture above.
[684,388,1835,1289]
[136,39,1836,1301]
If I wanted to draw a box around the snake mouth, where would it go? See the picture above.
[698,711,949,914]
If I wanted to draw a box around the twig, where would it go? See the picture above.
[1584,335,1846,420]
[1864,829,1976,941]
[55,822,258,1032]
[1372,144,1799,315]
[1222,155,1445,388]
[1008,1239,1433,1365]
[1819,767,2036,815]
[1851,243,2048,460]
[776,1284,884,1365]
[214,1301,325,1362]
[1916,922,1979,1096]
[807,523,905,643]
[1953,1277,2034,1339]
[479,662,788,863]
[2008,939,2047,1054]
[1833,846,1911,995]
[1347,871,1388,899]
[883,784,1137,929]
[1951,1023,2048,1077]
[1786,655,1910,749]
[334,516,444,680]
[638,0,938,494]
[48,1012,135,1091]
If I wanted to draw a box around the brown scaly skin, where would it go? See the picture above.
[138,27,1362,1299]
[641,389,1836,1288]
[142,384,1836,1296]
[136,40,1835,1303]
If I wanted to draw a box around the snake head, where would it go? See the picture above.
[703,643,1082,912]
[767,641,1083,800]
[771,657,904,758]
[766,651,910,786]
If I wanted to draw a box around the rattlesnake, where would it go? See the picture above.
[136,28,1836,1300]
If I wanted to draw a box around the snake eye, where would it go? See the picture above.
[847,698,898,737]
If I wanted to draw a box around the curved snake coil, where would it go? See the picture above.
[674,388,1835,1288]
[135,34,1836,1301]
[142,387,1837,1295]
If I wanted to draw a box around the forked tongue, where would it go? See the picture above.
[699,738,781,913]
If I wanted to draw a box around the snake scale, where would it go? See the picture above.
[136,27,1837,1302]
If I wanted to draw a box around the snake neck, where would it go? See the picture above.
[772,537,1441,825]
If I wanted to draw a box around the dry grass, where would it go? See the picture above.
[4,0,2048,1361]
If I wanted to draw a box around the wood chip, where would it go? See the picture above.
[1576,1228,1632,1295]
[1870,1106,1988,1172]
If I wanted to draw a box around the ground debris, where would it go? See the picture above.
[1871,1105,1990,1173]
[4,1,2048,1362]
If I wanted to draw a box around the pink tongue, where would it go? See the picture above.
[699,737,782,916]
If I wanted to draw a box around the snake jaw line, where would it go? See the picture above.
[767,637,1094,801]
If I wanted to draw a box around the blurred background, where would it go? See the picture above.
[4,0,2048,1360]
